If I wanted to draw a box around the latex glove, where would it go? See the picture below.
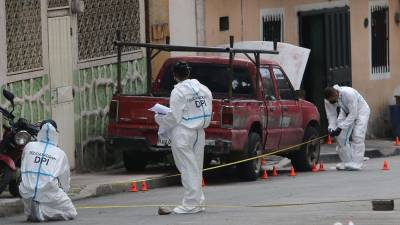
[330,128,342,137]
[158,131,170,140]
[154,113,163,125]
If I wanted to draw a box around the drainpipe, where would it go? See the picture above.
[195,0,206,46]
[145,0,151,95]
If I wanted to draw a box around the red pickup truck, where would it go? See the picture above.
[107,56,320,181]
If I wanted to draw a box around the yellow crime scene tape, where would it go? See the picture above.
[137,134,328,182]
[76,135,332,210]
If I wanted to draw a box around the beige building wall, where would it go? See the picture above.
[149,0,170,80]
[204,0,245,45]
[203,0,400,137]
[349,0,400,137]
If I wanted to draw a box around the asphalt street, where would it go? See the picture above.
[2,156,400,225]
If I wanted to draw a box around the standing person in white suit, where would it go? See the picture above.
[155,61,212,214]
[19,120,77,222]
[324,85,370,171]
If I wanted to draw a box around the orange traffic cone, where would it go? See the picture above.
[394,137,400,146]
[326,135,333,145]
[202,178,206,188]
[289,166,296,177]
[261,169,269,180]
[261,159,266,166]
[272,165,278,176]
[382,160,389,171]
[311,163,318,172]
[141,180,148,192]
[130,181,138,192]
[319,162,325,171]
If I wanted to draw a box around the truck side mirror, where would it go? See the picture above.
[294,90,305,100]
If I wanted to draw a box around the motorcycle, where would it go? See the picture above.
[0,89,39,197]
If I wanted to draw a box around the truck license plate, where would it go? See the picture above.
[157,138,171,146]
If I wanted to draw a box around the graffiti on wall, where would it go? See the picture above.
[74,58,146,171]
[1,75,51,133]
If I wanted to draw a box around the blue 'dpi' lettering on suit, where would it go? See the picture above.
[187,81,209,128]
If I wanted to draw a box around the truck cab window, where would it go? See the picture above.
[273,68,295,100]
[231,68,253,95]
[158,63,253,98]
[260,67,276,100]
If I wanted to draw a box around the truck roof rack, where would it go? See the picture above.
[114,31,279,98]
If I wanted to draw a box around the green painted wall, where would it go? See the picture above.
[0,59,146,172]
[1,75,51,130]
[74,58,147,171]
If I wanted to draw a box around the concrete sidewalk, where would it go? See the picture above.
[319,139,400,163]
[1,139,399,217]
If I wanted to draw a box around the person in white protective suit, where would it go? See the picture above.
[324,85,370,171]
[155,61,212,215]
[19,120,77,222]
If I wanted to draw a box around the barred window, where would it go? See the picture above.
[261,10,283,42]
[370,3,389,75]
[77,0,141,61]
[6,0,43,73]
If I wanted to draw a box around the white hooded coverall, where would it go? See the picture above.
[155,79,212,213]
[324,85,370,170]
[19,123,77,221]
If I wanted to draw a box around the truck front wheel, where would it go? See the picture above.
[290,126,320,171]
[123,151,148,172]
[237,132,262,181]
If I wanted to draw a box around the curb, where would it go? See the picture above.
[319,148,400,163]
[71,175,180,201]
[0,199,23,217]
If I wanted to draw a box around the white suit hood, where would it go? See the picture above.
[37,123,59,146]
[177,78,201,94]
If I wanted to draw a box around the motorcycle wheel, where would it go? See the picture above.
[8,178,21,197]
[0,162,13,194]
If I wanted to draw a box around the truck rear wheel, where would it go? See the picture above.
[123,151,148,172]
[237,132,262,181]
[290,126,320,171]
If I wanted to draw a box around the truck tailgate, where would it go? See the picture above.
[118,96,168,125]
[116,96,223,127]
[109,95,224,146]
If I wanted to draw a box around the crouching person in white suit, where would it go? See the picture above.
[19,120,77,222]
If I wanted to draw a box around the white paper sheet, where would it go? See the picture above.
[148,103,171,115]
[217,41,310,90]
